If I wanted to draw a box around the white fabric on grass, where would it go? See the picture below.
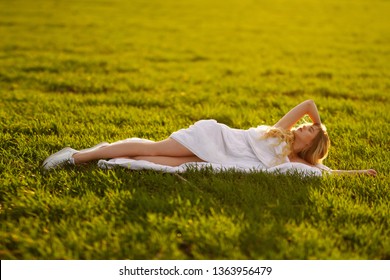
[98,157,325,177]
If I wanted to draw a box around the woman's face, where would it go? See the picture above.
[293,125,319,148]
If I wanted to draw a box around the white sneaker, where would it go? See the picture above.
[42,142,109,170]
[42,147,78,170]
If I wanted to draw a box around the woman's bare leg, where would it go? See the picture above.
[132,155,205,166]
[72,138,195,164]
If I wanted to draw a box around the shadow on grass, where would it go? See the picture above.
[174,169,321,259]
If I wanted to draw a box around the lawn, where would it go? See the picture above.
[0,0,389,259]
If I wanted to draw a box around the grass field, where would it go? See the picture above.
[0,0,389,259]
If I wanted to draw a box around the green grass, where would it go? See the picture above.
[0,0,389,259]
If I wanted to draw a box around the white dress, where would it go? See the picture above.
[170,119,289,170]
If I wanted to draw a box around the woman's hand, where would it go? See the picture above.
[362,169,377,177]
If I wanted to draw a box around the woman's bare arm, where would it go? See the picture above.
[274,99,322,130]
[330,169,377,177]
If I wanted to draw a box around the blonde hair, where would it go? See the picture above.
[296,123,330,164]
[262,126,295,158]
[264,123,330,165]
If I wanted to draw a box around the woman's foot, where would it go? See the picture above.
[42,142,109,170]
[42,147,78,170]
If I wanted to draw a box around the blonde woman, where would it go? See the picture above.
[43,100,377,176]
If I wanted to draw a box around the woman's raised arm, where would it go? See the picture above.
[274,99,322,130]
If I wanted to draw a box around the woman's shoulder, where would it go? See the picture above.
[288,155,314,167]
[249,124,272,131]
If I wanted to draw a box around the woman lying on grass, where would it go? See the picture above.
[43,100,377,176]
